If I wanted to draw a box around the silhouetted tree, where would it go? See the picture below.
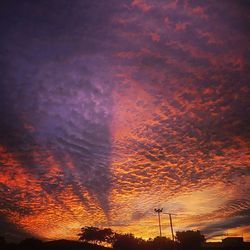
[19,238,43,249]
[113,233,145,250]
[0,236,6,247]
[148,236,173,250]
[78,226,114,245]
[176,230,205,250]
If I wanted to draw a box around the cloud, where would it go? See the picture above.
[202,212,250,238]
[0,0,249,242]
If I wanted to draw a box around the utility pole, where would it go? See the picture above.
[169,213,174,241]
[154,208,163,237]
[164,213,176,241]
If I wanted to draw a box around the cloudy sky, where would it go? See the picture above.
[0,0,249,242]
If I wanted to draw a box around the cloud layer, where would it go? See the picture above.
[0,0,249,242]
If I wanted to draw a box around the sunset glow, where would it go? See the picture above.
[0,0,249,243]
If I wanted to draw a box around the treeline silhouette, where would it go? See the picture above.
[0,227,248,250]
[77,227,204,250]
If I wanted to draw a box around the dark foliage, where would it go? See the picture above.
[19,237,43,249]
[0,238,111,250]
[112,233,145,250]
[147,236,174,250]
[1,229,248,250]
[0,236,6,246]
[176,230,205,250]
[78,226,115,245]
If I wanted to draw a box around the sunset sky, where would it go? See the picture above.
[0,0,250,243]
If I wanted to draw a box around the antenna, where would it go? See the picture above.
[154,208,163,237]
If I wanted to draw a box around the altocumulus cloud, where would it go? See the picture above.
[0,0,250,241]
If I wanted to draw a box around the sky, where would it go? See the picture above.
[0,0,250,243]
